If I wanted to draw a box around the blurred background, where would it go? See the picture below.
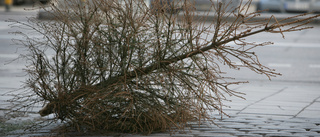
[0,0,50,5]
[0,0,319,85]
[0,0,319,134]
[0,0,319,84]
[1,0,320,13]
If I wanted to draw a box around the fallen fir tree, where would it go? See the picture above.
[8,0,320,135]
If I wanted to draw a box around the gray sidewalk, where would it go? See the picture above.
[1,80,320,137]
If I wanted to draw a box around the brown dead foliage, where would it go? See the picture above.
[7,0,320,135]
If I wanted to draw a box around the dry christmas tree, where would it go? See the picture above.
[8,0,320,135]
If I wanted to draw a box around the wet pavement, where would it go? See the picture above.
[1,81,319,137]
[1,4,320,137]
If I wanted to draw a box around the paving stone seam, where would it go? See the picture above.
[236,87,288,115]
[293,95,320,118]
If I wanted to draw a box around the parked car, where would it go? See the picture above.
[149,0,185,13]
[194,0,240,11]
[257,0,320,13]
[257,0,285,12]
[12,0,51,5]
[309,0,320,13]
[150,0,240,12]
[284,0,311,13]
[13,0,25,5]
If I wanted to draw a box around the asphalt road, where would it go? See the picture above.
[0,10,320,90]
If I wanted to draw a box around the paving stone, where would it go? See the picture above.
[222,120,251,124]
[257,125,294,131]
[310,128,320,133]
[256,125,278,129]
[281,129,310,134]
[247,118,268,123]
[203,128,237,132]
[277,123,302,129]
[238,128,265,133]
[205,130,243,135]
[249,130,280,135]
[240,108,298,116]
[187,121,207,125]
[189,124,210,128]
[295,110,320,118]
[290,123,319,130]
[266,118,287,123]
[22,133,52,137]
[186,130,202,134]
[149,133,191,137]
[220,124,254,129]
[213,121,248,125]
[123,135,154,137]
[149,133,173,136]
[177,130,197,134]
[191,128,216,131]
[196,133,236,137]
[242,117,266,121]
[264,132,297,137]
[293,131,320,136]
[255,115,293,121]
[307,119,320,125]
[266,134,303,137]
[218,118,252,124]
[304,102,320,111]
[171,134,194,137]
[234,133,263,137]
[284,118,310,123]
[0,103,12,109]
[0,95,14,101]
[247,121,272,127]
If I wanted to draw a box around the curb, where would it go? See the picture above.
[3,5,320,24]
[37,9,320,25]
[176,11,320,25]
[37,9,54,20]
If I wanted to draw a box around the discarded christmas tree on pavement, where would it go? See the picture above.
[9,0,320,134]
